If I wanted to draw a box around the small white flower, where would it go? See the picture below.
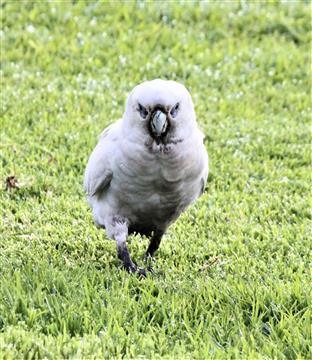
[26,24,36,33]
[119,55,127,66]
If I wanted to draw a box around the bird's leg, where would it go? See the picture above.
[108,216,145,275]
[144,230,164,273]
[145,229,164,258]
[116,239,146,276]
[116,238,137,273]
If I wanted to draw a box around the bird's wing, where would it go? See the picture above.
[84,122,119,197]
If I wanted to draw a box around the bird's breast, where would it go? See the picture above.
[107,138,205,226]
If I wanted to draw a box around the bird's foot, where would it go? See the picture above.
[136,266,154,277]
[123,263,147,277]
[123,262,137,274]
[143,254,156,275]
[146,265,155,274]
[137,267,147,277]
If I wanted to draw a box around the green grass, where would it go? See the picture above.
[1,1,311,359]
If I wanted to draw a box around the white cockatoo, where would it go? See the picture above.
[84,79,208,275]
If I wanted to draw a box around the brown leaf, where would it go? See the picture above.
[5,175,20,191]
[198,256,219,272]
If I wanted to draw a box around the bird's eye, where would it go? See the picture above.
[137,103,148,119]
[170,102,180,118]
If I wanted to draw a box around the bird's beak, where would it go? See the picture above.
[150,110,168,137]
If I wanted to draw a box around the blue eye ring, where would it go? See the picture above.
[170,102,180,118]
[138,103,148,119]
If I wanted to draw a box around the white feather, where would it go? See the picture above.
[84,79,208,234]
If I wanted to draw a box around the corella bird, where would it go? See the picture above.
[84,79,208,275]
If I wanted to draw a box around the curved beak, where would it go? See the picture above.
[150,110,168,137]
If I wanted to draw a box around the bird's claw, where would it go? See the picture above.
[137,267,147,277]
[122,263,148,277]
[143,254,156,273]
[146,265,155,274]
[137,266,155,277]
[125,265,137,274]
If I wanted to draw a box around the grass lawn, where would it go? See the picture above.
[1,1,311,359]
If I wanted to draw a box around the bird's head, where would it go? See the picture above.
[123,79,196,145]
